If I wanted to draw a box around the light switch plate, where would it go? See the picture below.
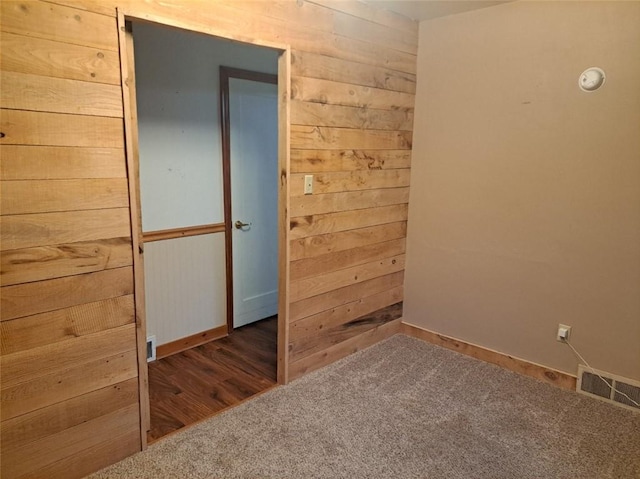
[304,175,313,195]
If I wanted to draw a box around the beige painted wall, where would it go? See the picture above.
[405,0,640,381]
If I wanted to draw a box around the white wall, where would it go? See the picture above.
[133,22,279,232]
[405,1,640,381]
[133,23,279,345]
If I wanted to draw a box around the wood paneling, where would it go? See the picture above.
[0,109,124,147]
[290,254,405,302]
[290,301,403,360]
[290,203,409,239]
[290,149,412,173]
[1,71,123,117]
[0,31,121,84]
[291,187,409,217]
[0,145,127,180]
[291,125,412,149]
[289,316,402,380]
[291,100,413,130]
[0,0,119,50]
[1,267,133,321]
[30,430,140,479]
[1,324,136,389]
[1,349,138,420]
[0,0,418,476]
[291,286,404,342]
[1,295,135,355]
[292,76,415,110]
[291,50,416,94]
[2,403,139,479]
[290,271,404,323]
[332,9,417,54]
[309,0,419,36]
[290,170,411,196]
[127,0,417,73]
[1,208,131,251]
[1,178,129,215]
[290,238,406,281]
[44,0,118,16]
[0,4,138,475]
[1,237,133,286]
[290,222,407,261]
[0,378,138,450]
[226,1,418,55]
[48,0,416,71]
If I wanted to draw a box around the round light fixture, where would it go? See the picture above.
[579,67,606,92]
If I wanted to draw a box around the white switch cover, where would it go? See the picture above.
[304,175,313,195]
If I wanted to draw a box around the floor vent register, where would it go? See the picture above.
[577,365,640,412]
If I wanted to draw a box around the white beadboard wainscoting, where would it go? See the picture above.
[144,233,227,347]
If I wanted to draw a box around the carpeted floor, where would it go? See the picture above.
[89,335,640,478]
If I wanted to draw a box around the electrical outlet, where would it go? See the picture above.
[557,324,571,342]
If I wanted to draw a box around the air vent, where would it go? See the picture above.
[577,365,639,412]
[146,335,157,362]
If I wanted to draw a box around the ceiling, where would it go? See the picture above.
[366,0,513,22]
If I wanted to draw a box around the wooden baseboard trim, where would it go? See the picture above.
[156,325,228,360]
[401,322,577,391]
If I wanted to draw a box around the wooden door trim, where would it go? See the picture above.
[116,10,149,451]
[142,223,226,243]
[276,50,291,385]
[220,66,278,337]
[117,11,291,448]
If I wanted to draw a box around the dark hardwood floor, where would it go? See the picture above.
[147,316,277,443]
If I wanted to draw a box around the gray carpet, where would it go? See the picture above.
[90,335,640,478]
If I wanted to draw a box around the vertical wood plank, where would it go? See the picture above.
[277,48,292,385]
[117,11,150,445]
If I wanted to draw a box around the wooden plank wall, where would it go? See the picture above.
[0,2,141,478]
[0,1,417,477]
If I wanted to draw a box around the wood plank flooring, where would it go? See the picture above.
[147,316,277,443]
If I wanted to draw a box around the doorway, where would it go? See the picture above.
[220,67,279,331]
[118,16,290,445]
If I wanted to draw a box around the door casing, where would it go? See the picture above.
[117,8,291,451]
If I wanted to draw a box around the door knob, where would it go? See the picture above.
[235,220,251,229]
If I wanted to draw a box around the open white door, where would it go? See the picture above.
[229,77,279,328]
